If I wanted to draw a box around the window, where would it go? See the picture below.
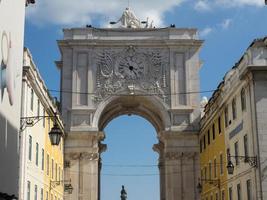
[31,89,34,111]
[247,179,252,200]
[200,139,202,153]
[48,119,50,130]
[51,194,53,200]
[46,191,48,200]
[43,108,45,127]
[237,183,242,200]
[27,181,31,200]
[204,166,207,180]
[209,162,212,179]
[59,167,61,182]
[37,100,40,116]
[244,135,248,159]
[221,190,225,200]
[232,98,237,120]
[36,143,39,166]
[62,169,64,185]
[208,130,210,145]
[210,195,213,200]
[241,88,246,111]
[204,135,206,149]
[29,135,32,161]
[220,154,223,174]
[224,106,228,127]
[215,193,219,200]
[40,188,43,200]
[52,159,54,179]
[218,117,221,134]
[214,158,217,178]
[234,141,239,165]
[229,187,232,200]
[41,149,44,170]
[47,154,49,175]
[34,185,37,200]
[212,124,215,140]
[227,148,230,162]
[55,163,58,181]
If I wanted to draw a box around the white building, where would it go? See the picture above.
[19,48,64,200]
[0,1,35,198]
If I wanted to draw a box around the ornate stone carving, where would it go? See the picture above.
[165,152,183,161]
[172,114,189,126]
[93,46,170,104]
[72,114,90,127]
[68,152,99,160]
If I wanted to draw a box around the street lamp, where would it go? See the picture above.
[226,160,235,175]
[20,112,64,146]
[49,123,62,145]
[50,179,73,194]
[226,154,257,175]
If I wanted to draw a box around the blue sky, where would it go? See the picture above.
[24,1,267,199]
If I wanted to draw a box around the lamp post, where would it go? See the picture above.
[226,154,257,175]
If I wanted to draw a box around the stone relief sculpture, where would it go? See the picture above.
[93,46,170,104]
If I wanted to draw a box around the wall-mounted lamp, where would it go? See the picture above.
[20,112,63,146]
[227,154,257,175]
[197,178,220,194]
[50,179,73,194]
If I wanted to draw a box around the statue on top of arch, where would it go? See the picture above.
[114,7,154,28]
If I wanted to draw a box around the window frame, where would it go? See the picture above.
[29,135,32,161]
[232,98,237,120]
[35,142,39,166]
[241,88,246,111]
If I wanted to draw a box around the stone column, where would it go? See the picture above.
[160,131,200,200]
[64,132,105,200]
[164,152,183,200]
[153,142,166,200]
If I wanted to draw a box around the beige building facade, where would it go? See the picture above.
[200,37,267,200]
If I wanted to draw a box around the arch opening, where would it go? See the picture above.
[93,95,171,134]
[100,114,160,200]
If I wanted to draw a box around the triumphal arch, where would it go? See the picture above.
[57,8,203,200]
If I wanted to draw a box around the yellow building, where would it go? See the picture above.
[20,48,65,200]
[199,93,228,200]
[43,109,64,200]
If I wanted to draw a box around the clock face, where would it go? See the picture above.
[116,55,146,79]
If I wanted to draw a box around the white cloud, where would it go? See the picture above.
[26,0,185,27]
[220,18,232,29]
[199,27,213,37]
[194,1,211,11]
[215,0,264,7]
[194,0,264,12]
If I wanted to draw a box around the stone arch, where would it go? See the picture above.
[92,92,171,134]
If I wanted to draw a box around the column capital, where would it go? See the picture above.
[165,152,183,161]
[67,152,100,160]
